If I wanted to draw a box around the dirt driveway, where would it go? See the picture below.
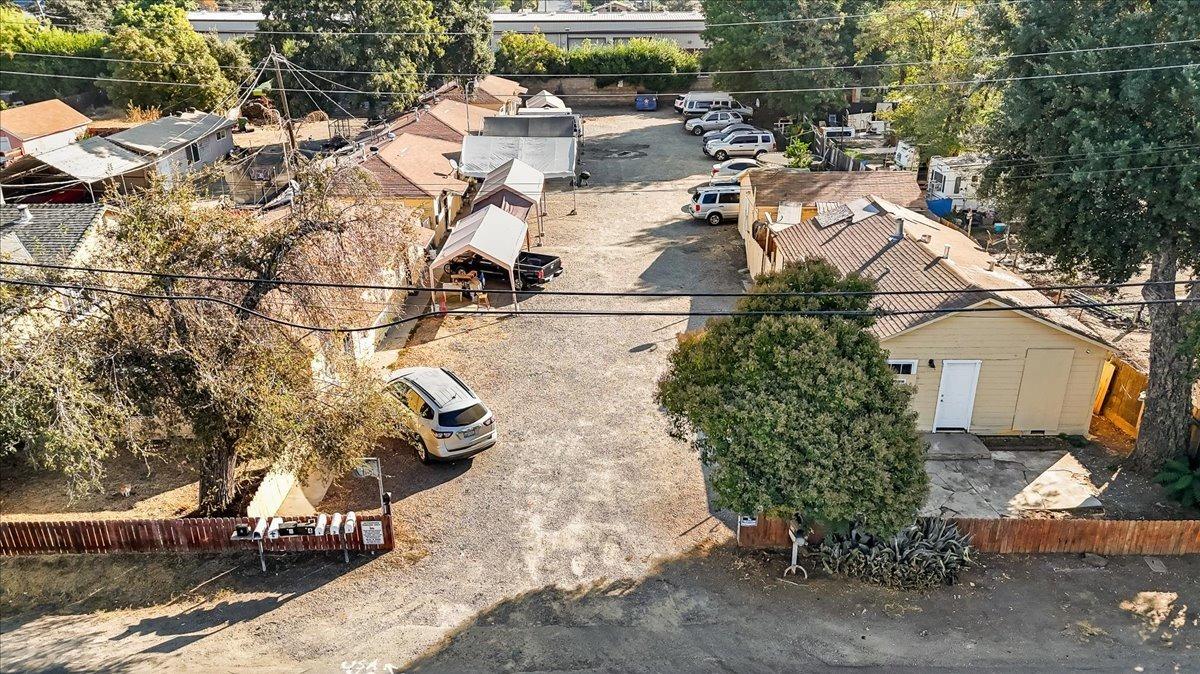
[3,110,1197,674]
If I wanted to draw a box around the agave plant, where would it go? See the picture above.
[1154,455,1200,509]
[820,518,973,590]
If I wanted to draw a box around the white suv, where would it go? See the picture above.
[388,367,496,463]
[686,185,741,225]
[704,131,776,161]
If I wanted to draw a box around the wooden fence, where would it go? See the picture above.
[0,515,394,556]
[1092,356,1200,451]
[737,516,1200,555]
[954,518,1200,555]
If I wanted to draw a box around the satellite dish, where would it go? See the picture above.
[448,158,460,173]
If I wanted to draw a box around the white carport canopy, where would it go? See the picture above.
[459,135,578,179]
[526,90,567,109]
[430,205,530,305]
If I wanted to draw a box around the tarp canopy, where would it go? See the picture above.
[431,204,528,273]
[459,135,578,179]
[483,115,575,138]
[477,158,545,205]
[526,90,566,110]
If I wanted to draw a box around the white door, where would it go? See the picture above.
[933,360,982,431]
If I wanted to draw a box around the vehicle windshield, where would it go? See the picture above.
[439,403,487,427]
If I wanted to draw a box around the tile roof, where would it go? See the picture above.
[0,99,91,141]
[0,203,106,264]
[475,75,527,100]
[772,196,1104,344]
[747,169,925,210]
[372,133,467,198]
[107,112,233,155]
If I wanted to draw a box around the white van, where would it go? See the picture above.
[678,92,734,116]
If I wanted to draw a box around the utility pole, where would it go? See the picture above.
[270,47,298,172]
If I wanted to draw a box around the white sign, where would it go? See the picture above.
[361,520,384,546]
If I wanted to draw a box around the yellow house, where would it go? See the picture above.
[358,132,468,245]
[739,184,1110,436]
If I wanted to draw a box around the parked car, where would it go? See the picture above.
[701,123,762,144]
[678,91,734,116]
[709,98,754,118]
[684,110,743,136]
[704,130,776,160]
[443,251,563,290]
[388,367,496,463]
[710,158,762,182]
[635,93,658,111]
[686,184,741,225]
[673,94,687,113]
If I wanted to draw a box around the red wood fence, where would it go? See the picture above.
[954,518,1200,555]
[0,515,394,556]
[736,516,1200,555]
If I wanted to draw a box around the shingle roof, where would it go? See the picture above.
[0,203,106,264]
[748,169,925,210]
[772,196,1104,344]
[107,112,233,155]
[373,133,467,198]
[387,110,465,143]
[475,75,527,100]
[0,99,91,141]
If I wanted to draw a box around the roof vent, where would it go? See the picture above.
[985,260,996,271]
[942,244,951,261]
[15,204,32,225]
[891,217,905,242]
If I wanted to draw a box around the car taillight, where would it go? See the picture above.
[434,431,453,439]
[483,417,494,427]
[537,269,544,279]
[693,204,700,212]
[711,168,718,175]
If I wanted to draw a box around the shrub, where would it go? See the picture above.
[567,38,699,92]
[0,7,109,102]
[784,137,812,169]
[1154,456,1200,508]
[820,518,973,590]
[495,31,567,76]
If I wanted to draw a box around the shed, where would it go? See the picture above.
[0,99,91,159]
[430,205,530,303]
[526,90,567,110]
[472,158,546,240]
[0,136,149,202]
[459,135,577,179]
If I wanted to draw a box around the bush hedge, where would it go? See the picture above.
[1,8,109,102]
[496,32,699,91]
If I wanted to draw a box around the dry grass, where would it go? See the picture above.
[125,103,162,123]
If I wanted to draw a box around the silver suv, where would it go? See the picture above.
[709,98,754,118]
[704,130,776,161]
[684,110,743,136]
[687,185,741,225]
[388,367,496,463]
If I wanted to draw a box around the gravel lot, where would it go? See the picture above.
[3,110,1197,674]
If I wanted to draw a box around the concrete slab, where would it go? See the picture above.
[923,449,1103,518]
[925,432,991,460]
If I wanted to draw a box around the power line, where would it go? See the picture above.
[2,276,1193,335]
[2,260,1194,299]
[5,62,1197,98]
[8,36,1197,78]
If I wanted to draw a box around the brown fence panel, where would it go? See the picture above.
[735,516,793,549]
[0,515,395,557]
[954,518,1200,555]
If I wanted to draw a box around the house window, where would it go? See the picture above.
[888,359,918,384]
[953,176,963,195]
[185,142,200,164]
[215,130,227,141]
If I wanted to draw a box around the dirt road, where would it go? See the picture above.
[2,110,1197,674]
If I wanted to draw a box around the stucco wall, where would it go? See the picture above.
[882,307,1107,435]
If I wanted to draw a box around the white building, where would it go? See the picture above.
[107,112,235,182]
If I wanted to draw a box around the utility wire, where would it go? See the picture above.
[8,36,1197,78]
[2,260,1194,299]
[2,276,1193,335]
[4,62,1196,98]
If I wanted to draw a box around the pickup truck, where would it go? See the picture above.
[443,251,563,290]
